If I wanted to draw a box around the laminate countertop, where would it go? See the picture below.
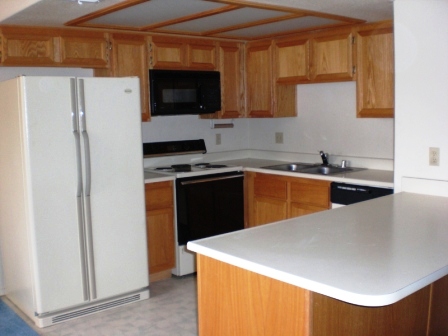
[144,158,393,188]
[187,192,448,307]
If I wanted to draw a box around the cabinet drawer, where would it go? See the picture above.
[254,175,287,200]
[290,179,330,208]
[145,181,174,210]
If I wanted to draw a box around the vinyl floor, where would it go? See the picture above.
[5,275,198,336]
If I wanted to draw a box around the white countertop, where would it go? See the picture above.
[144,158,394,188]
[187,192,448,307]
[144,171,175,183]
[216,158,394,188]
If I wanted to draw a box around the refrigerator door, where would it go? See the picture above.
[78,77,148,300]
[22,77,88,313]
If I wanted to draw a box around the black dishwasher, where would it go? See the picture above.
[176,171,244,245]
[331,182,393,207]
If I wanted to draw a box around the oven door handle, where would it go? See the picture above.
[180,174,243,185]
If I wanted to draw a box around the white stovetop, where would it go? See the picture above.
[188,192,448,307]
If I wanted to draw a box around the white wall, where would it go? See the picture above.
[394,0,448,192]
[0,67,93,295]
[142,82,394,167]
[248,82,394,160]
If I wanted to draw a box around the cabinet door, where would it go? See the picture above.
[59,34,109,68]
[149,36,186,69]
[0,29,56,66]
[290,179,330,208]
[356,26,394,118]
[246,41,273,117]
[146,208,175,274]
[188,40,217,70]
[290,203,328,218]
[111,33,150,121]
[311,32,354,82]
[253,196,288,226]
[145,182,175,275]
[274,37,310,83]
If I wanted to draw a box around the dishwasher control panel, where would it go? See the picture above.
[331,182,393,206]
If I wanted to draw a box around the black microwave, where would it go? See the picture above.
[149,69,221,116]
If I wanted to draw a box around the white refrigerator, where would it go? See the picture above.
[0,76,149,327]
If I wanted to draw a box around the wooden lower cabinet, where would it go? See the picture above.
[145,181,175,282]
[197,254,448,336]
[246,172,330,227]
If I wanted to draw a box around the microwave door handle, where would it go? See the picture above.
[197,83,204,110]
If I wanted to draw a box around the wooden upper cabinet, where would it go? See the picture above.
[0,27,109,68]
[59,32,109,68]
[149,36,217,70]
[310,31,354,82]
[356,23,394,118]
[109,33,150,121]
[202,41,245,119]
[0,28,56,66]
[246,40,273,118]
[187,40,217,69]
[149,36,186,69]
[274,36,310,84]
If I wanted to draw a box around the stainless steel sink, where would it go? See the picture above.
[298,166,355,175]
[261,162,365,176]
[262,162,320,172]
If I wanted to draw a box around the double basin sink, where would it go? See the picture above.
[262,162,365,176]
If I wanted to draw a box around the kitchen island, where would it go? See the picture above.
[187,192,448,335]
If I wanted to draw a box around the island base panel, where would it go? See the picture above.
[196,254,448,336]
[196,254,311,336]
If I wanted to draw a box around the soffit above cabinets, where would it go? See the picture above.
[0,0,394,41]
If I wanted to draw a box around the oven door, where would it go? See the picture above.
[175,171,244,245]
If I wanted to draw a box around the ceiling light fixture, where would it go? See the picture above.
[73,0,100,4]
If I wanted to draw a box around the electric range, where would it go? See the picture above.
[143,139,244,276]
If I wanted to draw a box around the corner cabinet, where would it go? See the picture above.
[246,40,296,118]
[145,181,175,282]
[246,172,331,227]
[356,22,394,118]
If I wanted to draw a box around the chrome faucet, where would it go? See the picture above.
[319,151,329,166]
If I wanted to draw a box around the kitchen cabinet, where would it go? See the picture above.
[145,181,175,282]
[310,30,355,82]
[202,41,245,119]
[273,28,354,84]
[246,40,296,118]
[149,36,217,70]
[59,31,109,68]
[274,36,310,84]
[0,27,57,66]
[0,26,109,68]
[356,22,394,118]
[247,172,330,227]
[96,33,150,121]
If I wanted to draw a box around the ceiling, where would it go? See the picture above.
[0,0,393,40]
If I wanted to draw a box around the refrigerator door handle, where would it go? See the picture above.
[71,78,90,302]
[78,79,97,300]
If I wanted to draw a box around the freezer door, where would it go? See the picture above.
[22,77,88,313]
[78,77,148,300]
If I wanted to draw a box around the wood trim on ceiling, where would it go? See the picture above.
[141,4,242,31]
[64,0,366,40]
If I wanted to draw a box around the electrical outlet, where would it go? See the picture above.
[216,133,221,145]
[429,147,440,166]
[275,132,283,144]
